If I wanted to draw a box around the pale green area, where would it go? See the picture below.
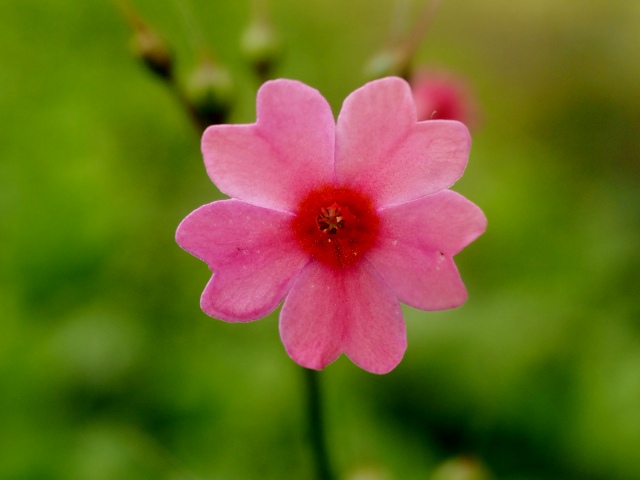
[1,0,639,479]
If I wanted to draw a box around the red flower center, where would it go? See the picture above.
[291,185,380,269]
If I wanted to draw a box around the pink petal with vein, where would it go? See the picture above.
[336,77,470,207]
[202,80,335,212]
[176,199,310,321]
[280,260,406,374]
[366,190,487,310]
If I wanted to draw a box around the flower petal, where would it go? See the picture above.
[336,77,471,206]
[176,199,310,321]
[202,79,335,212]
[280,260,406,374]
[366,190,487,310]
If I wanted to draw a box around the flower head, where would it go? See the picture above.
[176,77,486,374]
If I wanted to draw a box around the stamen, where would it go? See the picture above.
[317,202,345,234]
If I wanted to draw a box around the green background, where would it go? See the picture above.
[2,0,639,478]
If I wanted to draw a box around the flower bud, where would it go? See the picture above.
[431,456,493,480]
[240,18,283,81]
[410,69,481,128]
[131,23,173,80]
[184,56,234,126]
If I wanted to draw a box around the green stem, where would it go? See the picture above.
[303,368,334,480]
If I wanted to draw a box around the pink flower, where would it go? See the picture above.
[176,77,486,374]
[410,69,480,127]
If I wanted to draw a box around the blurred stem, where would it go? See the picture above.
[366,0,443,80]
[112,0,208,133]
[387,0,413,47]
[405,0,443,59]
[303,368,334,480]
[396,0,443,78]
[173,0,207,53]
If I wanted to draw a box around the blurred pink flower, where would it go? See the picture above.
[176,77,486,374]
[410,69,480,127]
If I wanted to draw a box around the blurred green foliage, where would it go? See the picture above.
[1,0,639,479]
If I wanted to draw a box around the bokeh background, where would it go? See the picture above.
[2,0,639,479]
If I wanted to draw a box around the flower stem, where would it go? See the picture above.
[303,368,334,480]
